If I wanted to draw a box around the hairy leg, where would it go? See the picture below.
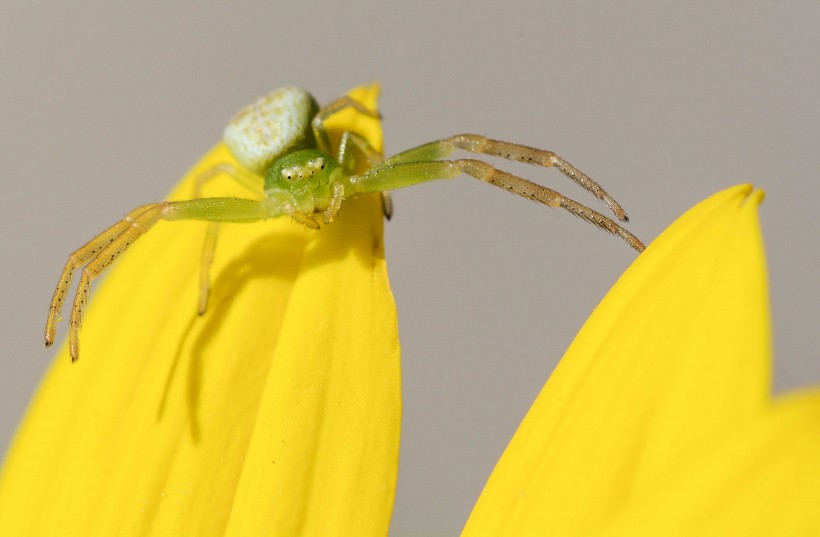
[47,197,276,362]
[382,134,629,221]
[349,159,645,252]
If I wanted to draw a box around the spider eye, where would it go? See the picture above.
[306,157,325,172]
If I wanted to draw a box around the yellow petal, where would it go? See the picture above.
[462,185,772,536]
[598,389,820,536]
[0,84,401,537]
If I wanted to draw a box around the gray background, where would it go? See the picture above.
[1,2,818,535]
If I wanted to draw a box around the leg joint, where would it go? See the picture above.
[446,134,488,153]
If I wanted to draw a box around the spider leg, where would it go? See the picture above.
[323,182,345,224]
[312,94,387,219]
[382,135,630,222]
[338,131,383,170]
[197,222,219,315]
[312,95,381,156]
[380,191,394,221]
[48,197,278,362]
[191,162,265,315]
[193,162,264,198]
[348,159,645,252]
[45,204,158,348]
[337,131,393,219]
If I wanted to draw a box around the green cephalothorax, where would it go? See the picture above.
[46,86,645,362]
[265,149,341,211]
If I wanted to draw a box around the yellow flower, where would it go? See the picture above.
[0,85,400,536]
[4,81,817,537]
[463,184,820,536]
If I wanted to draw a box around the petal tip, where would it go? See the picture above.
[722,184,765,208]
[732,184,765,207]
[749,188,766,206]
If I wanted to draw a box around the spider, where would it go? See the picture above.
[45,86,645,362]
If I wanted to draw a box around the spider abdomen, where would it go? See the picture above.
[223,87,319,175]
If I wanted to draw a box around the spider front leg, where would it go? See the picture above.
[382,134,630,221]
[46,197,278,362]
[347,159,645,252]
[45,205,158,348]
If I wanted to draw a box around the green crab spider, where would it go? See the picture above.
[45,86,645,362]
